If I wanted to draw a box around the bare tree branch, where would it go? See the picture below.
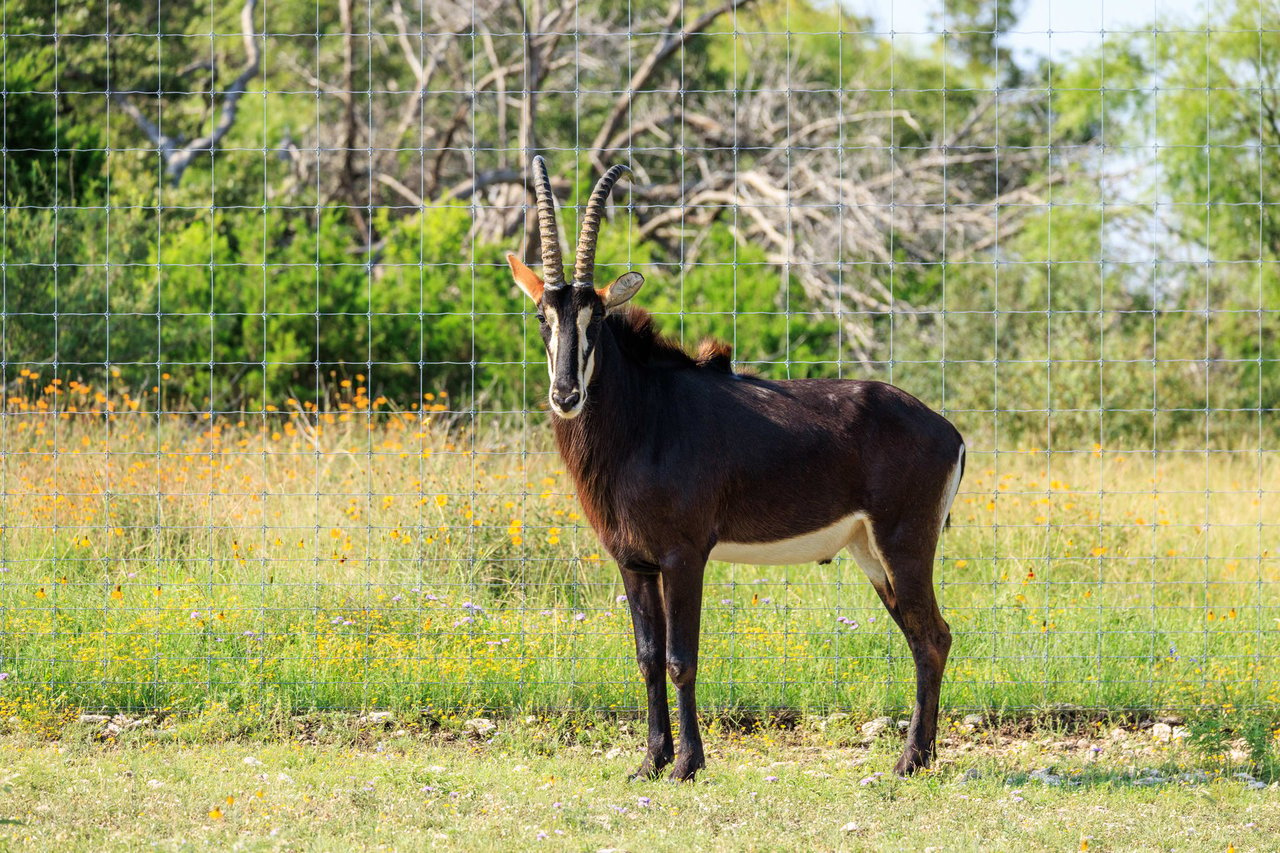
[590,0,757,165]
[338,0,368,235]
[113,0,261,186]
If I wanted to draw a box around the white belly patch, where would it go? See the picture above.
[710,512,868,566]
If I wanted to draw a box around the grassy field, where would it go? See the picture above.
[1,715,1277,851]
[0,375,1277,721]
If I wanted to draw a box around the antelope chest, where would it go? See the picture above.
[709,512,866,566]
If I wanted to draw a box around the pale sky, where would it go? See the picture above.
[845,0,1213,59]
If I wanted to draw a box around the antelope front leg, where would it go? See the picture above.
[620,566,673,779]
[660,555,707,782]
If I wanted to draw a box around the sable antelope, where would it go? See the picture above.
[505,155,966,781]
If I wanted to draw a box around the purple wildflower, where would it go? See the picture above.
[574,612,586,622]
[765,775,778,783]
[638,796,651,808]
[616,594,628,604]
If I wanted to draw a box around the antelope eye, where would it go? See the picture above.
[535,312,546,324]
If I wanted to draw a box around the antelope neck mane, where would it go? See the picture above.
[606,306,735,374]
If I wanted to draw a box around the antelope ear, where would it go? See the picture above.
[506,252,544,302]
[598,271,644,310]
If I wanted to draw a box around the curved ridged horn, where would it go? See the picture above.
[531,155,565,288]
[573,164,629,286]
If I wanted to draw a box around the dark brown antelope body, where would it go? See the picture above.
[505,155,965,781]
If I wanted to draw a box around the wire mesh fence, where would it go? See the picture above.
[1,0,1277,718]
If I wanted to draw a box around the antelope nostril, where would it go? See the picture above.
[552,389,581,410]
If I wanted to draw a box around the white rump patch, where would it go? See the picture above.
[711,512,868,566]
[937,444,965,535]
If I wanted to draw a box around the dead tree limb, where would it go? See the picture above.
[338,0,368,235]
[589,0,757,166]
[113,0,261,186]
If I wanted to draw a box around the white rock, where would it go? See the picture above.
[242,756,264,767]
[860,717,891,739]
[840,822,860,833]
[464,717,496,738]
[962,714,985,728]
[1151,722,1174,741]
[1029,768,1063,786]
[820,713,851,732]
[605,747,623,760]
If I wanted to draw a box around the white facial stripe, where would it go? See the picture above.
[545,307,560,382]
[575,306,593,389]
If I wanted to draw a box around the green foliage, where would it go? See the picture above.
[2,40,105,205]
[1187,709,1279,780]
[930,0,1028,78]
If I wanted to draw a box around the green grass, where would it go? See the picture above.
[1,716,1276,851]
[1,382,1278,718]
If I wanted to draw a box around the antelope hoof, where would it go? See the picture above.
[629,760,665,781]
[893,745,932,777]
[630,747,673,781]
[667,753,704,783]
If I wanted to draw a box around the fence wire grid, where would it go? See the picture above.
[1,0,1277,718]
